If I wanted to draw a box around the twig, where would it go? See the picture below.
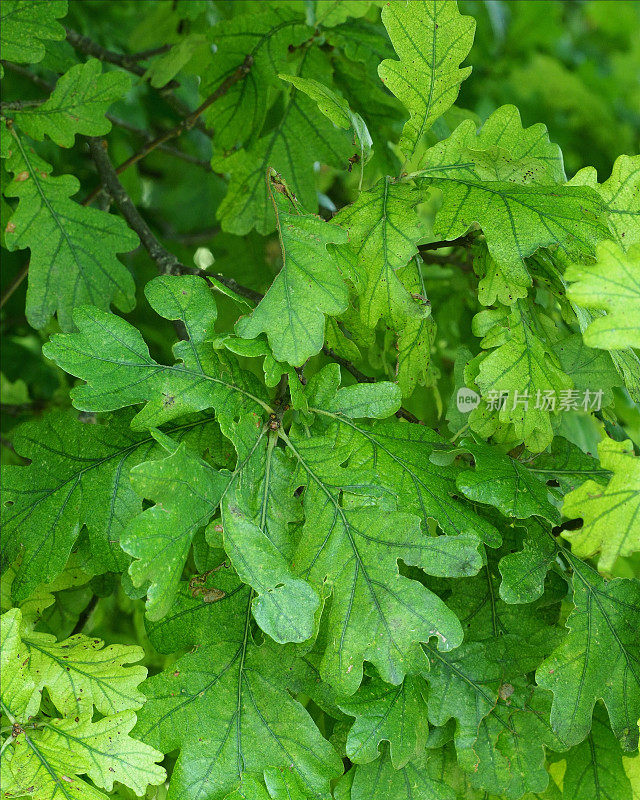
[1,61,53,91]
[65,28,178,87]
[211,274,262,304]
[128,44,173,61]
[418,235,475,252]
[321,345,374,383]
[106,114,215,170]
[84,54,253,205]
[70,595,99,636]
[0,263,29,309]
[88,138,182,274]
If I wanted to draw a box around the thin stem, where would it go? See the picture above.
[83,53,253,205]
[209,275,262,305]
[70,595,99,636]
[0,262,29,309]
[65,28,177,86]
[105,114,215,171]
[1,61,53,92]
[321,345,374,384]
[1,701,16,725]
[87,138,182,274]
[418,235,475,252]
[128,44,173,61]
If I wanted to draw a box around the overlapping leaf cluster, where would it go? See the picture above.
[1,2,639,800]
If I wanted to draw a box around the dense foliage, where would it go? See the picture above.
[1,1,639,799]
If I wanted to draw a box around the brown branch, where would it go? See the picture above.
[128,44,173,61]
[65,28,178,86]
[84,54,253,205]
[88,138,182,274]
[212,274,263,304]
[70,594,99,636]
[0,262,29,309]
[105,114,215,171]
[1,61,53,91]
[418,234,475,252]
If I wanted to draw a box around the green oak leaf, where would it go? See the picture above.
[136,572,343,800]
[562,438,640,574]
[417,103,565,183]
[471,302,573,451]
[341,745,456,800]
[0,409,227,600]
[456,439,561,523]
[566,241,640,349]
[422,638,508,767]
[419,177,608,301]
[202,8,309,151]
[2,130,138,330]
[144,32,207,88]
[213,49,352,235]
[331,179,426,329]
[0,607,165,799]
[447,551,565,656]
[127,417,319,641]
[12,59,129,147]
[278,74,373,179]
[42,275,270,429]
[498,519,561,605]
[1,555,91,633]
[220,415,320,644]
[306,364,500,546]
[567,157,640,397]
[536,559,640,750]
[3,712,166,799]
[466,685,566,799]
[527,436,610,494]
[313,1,382,28]
[236,171,349,366]
[21,627,147,717]
[337,675,429,768]
[570,154,640,250]
[123,442,229,621]
[0,608,40,721]
[395,257,437,397]
[553,333,622,405]
[285,423,479,694]
[316,373,402,419]
[378,0,475,160]
[0,0,67,64]
[560,704,635,800]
